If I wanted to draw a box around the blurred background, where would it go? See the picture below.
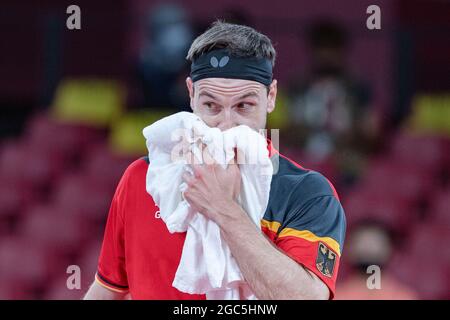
[0,0,449,299]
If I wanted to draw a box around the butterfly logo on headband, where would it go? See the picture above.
[210,56,230,68]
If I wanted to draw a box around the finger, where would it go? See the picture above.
[182,172,195,186]
[183,150,194,164]
[182,189,192,203]
[202,143,216,166]
[191,163,204,178]
[227,160,240,175]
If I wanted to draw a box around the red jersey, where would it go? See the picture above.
[96,144,346,299]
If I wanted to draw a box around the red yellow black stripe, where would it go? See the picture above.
[261,219,341,256]
[95,272,129,293]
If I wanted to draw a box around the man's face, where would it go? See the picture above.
[186,77,277,131]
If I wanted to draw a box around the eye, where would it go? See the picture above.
[236,102,254,111]
[203,102,221,114]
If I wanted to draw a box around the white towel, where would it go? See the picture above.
[142,112,273,300]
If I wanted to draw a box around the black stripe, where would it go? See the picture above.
[96,271,128,289]
[141,156,150,164]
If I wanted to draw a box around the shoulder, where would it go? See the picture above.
[115,156,149,198]
[127,156,149,174]
[268,152,346,247]
[271,153,340,204]
[121,156,149,181]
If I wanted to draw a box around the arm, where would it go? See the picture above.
[216,201,329,300]
[182,159,331,300]
[88,162,135,300]
[83,281,129,300]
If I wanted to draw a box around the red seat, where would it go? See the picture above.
[389,133,447,174]
[0,140,28,182]
[343,188,417,234]
[43,275,86,300]
[24,113,105,165]
[429,189,450,225]
[82,143,133,193]
[386,222,450,299]
[0,236,49,295]
[0,279,34,299]
[362,158,435,205]
[281,148,338,184]
[52,173,113,224]
[20,204,91,256]
[388,250,448,299]
[0,179,28,218]
[0,140,65,201]
[407,223,450,266]
[43,240,102,300]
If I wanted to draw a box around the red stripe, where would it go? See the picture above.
[325,177,340,201]
[261,225,278,242]
[266,139,276,158]
[274,149,309,171]
[275,235,339,299]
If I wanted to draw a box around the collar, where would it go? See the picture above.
[267,139,277,158]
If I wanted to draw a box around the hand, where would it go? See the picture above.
[182,144,242,225]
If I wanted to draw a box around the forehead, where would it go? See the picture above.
[195,78,264,96]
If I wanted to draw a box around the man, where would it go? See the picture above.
[84,21,346,300]
[285,20,377,187]
[335,219,417,300]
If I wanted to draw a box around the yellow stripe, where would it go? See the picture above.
[95,274,129,293]
[260,219,281,234]
[278,228,341,256]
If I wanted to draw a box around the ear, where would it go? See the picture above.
[267,79,277,114]
[186,77,195,111]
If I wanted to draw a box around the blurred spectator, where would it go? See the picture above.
[286,20,379,187]
[336,220,418,299]
[136,3,193,110]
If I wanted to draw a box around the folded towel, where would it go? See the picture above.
[142,112,273,299]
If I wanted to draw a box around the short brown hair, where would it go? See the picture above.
[186,21,276,67]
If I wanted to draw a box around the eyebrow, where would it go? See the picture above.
[197,90,261,104]
[237,92,259,100]
[198,91,259,100]
[198,91,219,100]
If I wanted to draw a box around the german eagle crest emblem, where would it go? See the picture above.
[316,242,336,277]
